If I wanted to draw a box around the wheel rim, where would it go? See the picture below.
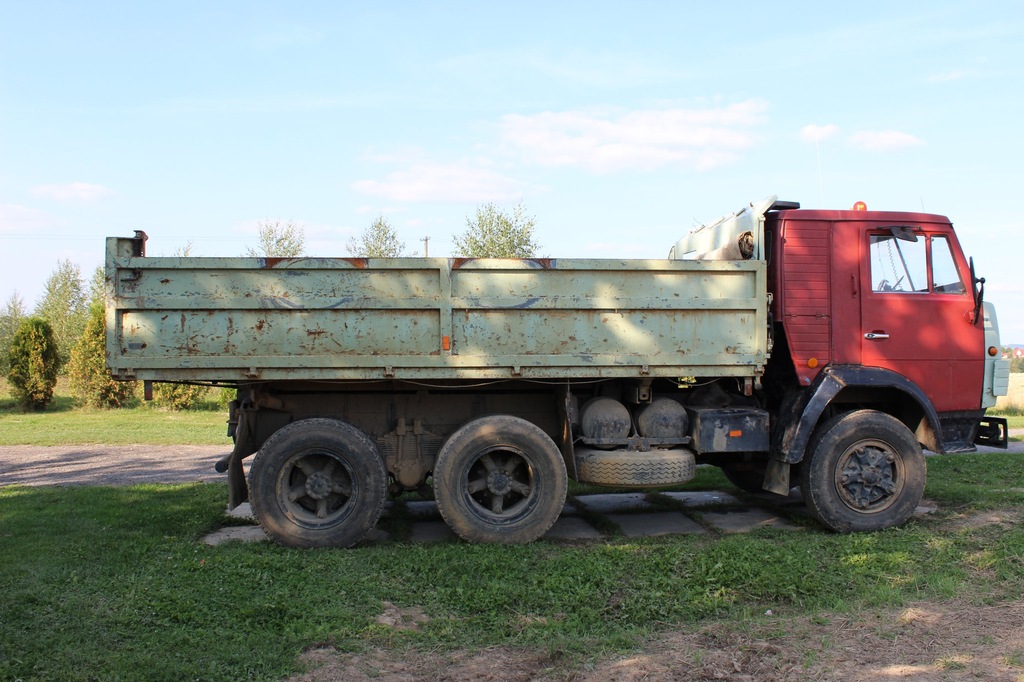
[276,448,357,528]
[462,445,537,520]
[833,439,905,514]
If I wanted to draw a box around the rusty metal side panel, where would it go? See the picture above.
[106,237,767,382]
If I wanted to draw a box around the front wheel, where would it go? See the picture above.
[800,410,926,532]
[248,418,388,548]
[434,415,567,544]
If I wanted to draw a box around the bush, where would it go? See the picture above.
[216,386,237,410]
[153,382,208,410]
[7,317,60,411]
[67,304,138,408]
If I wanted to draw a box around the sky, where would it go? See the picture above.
[2,1,1023,342]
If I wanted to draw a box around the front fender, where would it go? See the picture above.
[773,365,943,464]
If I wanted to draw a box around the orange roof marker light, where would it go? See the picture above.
[852,201,868,211]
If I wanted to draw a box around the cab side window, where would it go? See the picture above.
[870,234,927,293]
[931,236,966,294]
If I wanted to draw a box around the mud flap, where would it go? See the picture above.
[225,411,258,509]
[763,458,791,496]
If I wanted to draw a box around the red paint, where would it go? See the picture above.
[770,209,983,411]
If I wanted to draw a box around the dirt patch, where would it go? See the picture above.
[375,602,430,632]
[946,509,1021,531]
[292,600,1024,681]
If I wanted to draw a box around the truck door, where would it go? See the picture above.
[860,226,982,412]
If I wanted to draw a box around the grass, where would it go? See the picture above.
[1,374,1022,677]
[1,453,1023,681]
[0,378,230,446]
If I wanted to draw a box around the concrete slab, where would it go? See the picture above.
[575,493,653,513]
[202,525,267,546]
[362,527,392,544]
[226,502,254,520]
[608,512,706,538]
[409,521,458,544]
[661,491,740,507]
[544,516,603,540]
[701,508,801,533]
[395,499,578,519]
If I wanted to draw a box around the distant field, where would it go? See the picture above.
[995,373,1024,414]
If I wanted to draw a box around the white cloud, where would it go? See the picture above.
[352,159,540,203]
[0,204,57,232]
[848,130,925,152]
[31,182,114,202]
[801,124,839,143]
[496,100,768,173]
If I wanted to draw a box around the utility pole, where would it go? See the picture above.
[422,236,430,257]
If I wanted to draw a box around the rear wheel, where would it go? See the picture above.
[434,415,567,544]
[249,418,387,548]
[800,410,925,532]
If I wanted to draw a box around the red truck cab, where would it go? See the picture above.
[767,201,1008,459]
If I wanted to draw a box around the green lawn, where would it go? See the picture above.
[0,378,230,446]
[2,378,1024,679]
[1,453,1023,681]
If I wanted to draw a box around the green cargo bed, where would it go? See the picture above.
[106,234,768,382]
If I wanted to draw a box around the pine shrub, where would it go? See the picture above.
[7,317,60,411]
[68,304,137,408]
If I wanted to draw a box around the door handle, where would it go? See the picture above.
[864,332,890,340]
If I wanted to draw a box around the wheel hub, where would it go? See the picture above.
[840,446,898,510]
[486,470,513,496]
[305,472,333,500]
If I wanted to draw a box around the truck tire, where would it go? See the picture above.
[434,415,567,544]
[800,410,925,533]
[576,449,695,487]
[248,418,387,548]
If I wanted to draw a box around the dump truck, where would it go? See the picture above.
[105,196,1010,547]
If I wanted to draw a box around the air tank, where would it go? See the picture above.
[579,397,631,441]
[636,398,689,439]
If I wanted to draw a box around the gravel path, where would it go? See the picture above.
[0,444,233,487]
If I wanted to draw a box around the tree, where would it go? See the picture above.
[245,220,305,258]
[0,291,27,374]
[34,259,89,369]
[1004,347,1024,373]
[88,265,105,308]
[347,216,408,257]
[7,317,60,411]
[67,303,137,408]
[453,202,540,258]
